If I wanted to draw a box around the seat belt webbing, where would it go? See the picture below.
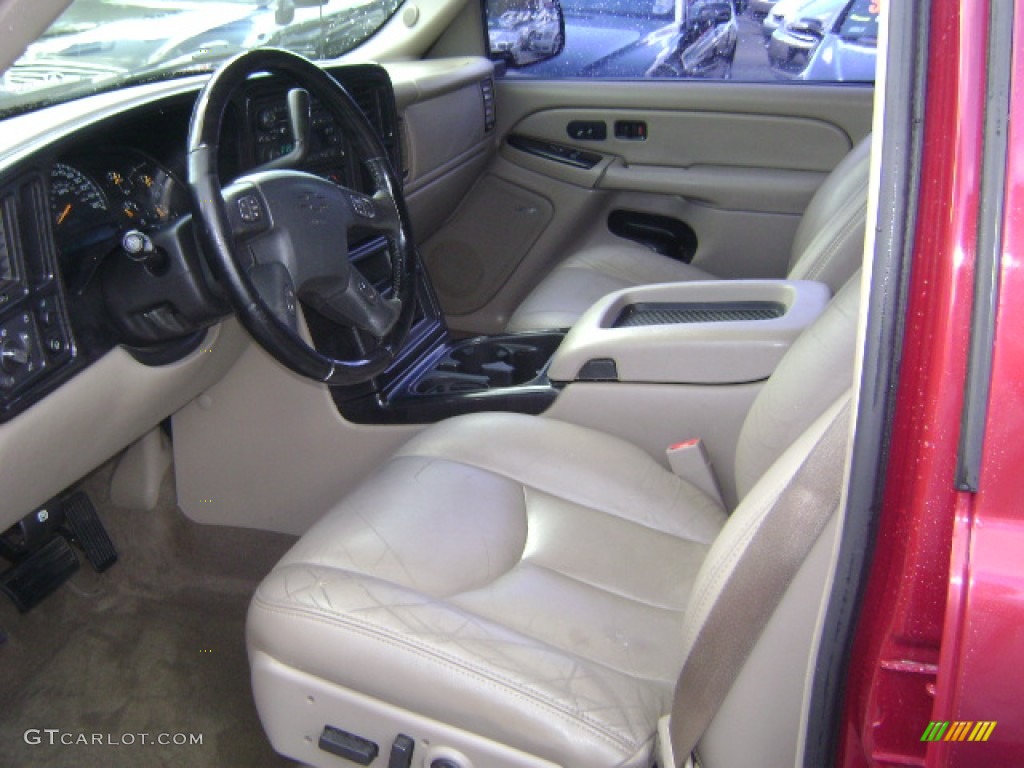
[668,398,853,764]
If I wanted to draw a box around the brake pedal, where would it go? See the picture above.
[62,491,117,572]
[0,536,79,612]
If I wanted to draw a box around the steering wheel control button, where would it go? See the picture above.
[237,194,263,223]
[357,278,378,304]
[351,195,376,219]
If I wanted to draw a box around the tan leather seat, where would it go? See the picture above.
[247,277,862,768]
[507,135,871,332]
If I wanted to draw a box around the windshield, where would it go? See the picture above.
[0,0,403,117]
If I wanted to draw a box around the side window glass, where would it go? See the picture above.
[484,0,878,82]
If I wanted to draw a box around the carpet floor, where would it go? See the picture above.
[0,461,299,767]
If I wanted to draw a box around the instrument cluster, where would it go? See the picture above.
[49,149,188,257]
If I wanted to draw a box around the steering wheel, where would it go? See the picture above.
[187,48,417,385]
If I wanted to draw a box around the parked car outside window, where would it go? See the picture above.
[485,0,875,82]
[761,0,808,41]
[766,0,845,75]
[799,0,879,81]
[749,0,779,21]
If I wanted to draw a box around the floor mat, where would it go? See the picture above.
[0,463,298,767]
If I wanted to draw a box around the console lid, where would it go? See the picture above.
[547,280,831,385]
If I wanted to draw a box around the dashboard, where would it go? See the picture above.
[0,63,401,423]
[0,54,497,532]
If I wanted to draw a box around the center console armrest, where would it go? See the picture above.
[548,280,830,385]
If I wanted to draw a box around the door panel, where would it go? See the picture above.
[494,80,874,139]
[511,107,854,172]
[425,79,873,334]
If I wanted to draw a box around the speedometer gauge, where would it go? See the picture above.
[50,163,110,237]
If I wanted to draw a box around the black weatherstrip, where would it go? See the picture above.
[955,0,1014,492]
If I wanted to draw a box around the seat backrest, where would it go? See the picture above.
[732,272,861,499]
[660,274,863,767]
[786,136,872,292]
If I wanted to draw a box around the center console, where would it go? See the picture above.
[547,280,831,386]
[327,276,830,427]
[400,333,564,397]
[300,236,563,424]
[332,314,565,424]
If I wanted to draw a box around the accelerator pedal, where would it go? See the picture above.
[0,537,79,612]
[62,491,118,572]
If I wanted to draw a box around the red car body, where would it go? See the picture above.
[840,0,1024,764]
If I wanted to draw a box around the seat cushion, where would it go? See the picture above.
[506,245,715,332]
[248,413,726,767]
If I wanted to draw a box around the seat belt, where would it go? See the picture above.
[662,396,853,767]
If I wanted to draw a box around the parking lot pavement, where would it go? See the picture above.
[732,13,773,80]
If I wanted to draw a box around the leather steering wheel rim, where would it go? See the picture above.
[187,48,417,386]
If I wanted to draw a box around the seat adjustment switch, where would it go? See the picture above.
[318,725,378,765]
[388,733,415,768]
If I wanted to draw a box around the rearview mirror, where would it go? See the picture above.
[486,0,565,69]
[274,0,326,25]
[275,0,295,25]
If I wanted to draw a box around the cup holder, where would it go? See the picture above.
[413,372,491,395]
[410,333,564,397]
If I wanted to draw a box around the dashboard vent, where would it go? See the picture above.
[397,117,411,181]
[349,82,382,130]
[347,78,402,178]
[0,176,49,292]
[480,77,496,133]
[0,195,17,289]
[20,177,57,283]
